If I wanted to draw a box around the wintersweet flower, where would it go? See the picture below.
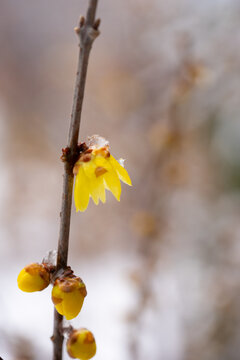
[73,135,132,212]
[52,276,87,320]
[17,263,50,292]
[67,328,96,360]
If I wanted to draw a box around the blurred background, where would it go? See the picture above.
[1,0,240,359]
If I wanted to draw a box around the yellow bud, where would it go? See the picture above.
[52,277,87,320]
[17,263,50,292]
[67,328,96,359]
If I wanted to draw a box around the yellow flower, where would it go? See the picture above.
[17,263,50,292]
[67,328,96,359]
[52,277,87,320]
[73,136,132,212]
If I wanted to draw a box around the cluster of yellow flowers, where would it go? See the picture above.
[17,136,132,359]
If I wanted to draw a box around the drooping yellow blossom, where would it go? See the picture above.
[17,263,50,292]
[67,328,96,360]
[73,136,132,212]
[52,276,87,320]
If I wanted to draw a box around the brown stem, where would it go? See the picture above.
[52,2,100,359]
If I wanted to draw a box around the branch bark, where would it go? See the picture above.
[52,2,100,359]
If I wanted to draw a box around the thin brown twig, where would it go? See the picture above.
[52,2,100,359]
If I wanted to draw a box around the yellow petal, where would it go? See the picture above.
[89,178,100,205]
[62,290,85,320]
[82,160,97,179]
[89,176,106,204]
[52,283,62,299]
[52,285,64,314]
[94,155,112,171]
[98,177,106,203]
[83,157,107,205]
[74,167,90,212]
[103,168,121,201]
[17,269,44,292]
[55,302,64,316]
[109,155,132,186]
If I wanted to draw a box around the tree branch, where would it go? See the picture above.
[52,2,100,359]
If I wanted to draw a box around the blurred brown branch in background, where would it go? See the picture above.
[127,47,207,359]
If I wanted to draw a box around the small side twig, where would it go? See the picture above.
[52,2,100,360]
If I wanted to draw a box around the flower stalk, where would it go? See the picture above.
[52,1,100,359]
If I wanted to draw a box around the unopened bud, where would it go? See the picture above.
[17,263,50,292]
[52,276,87,320]
[67,328,96,359]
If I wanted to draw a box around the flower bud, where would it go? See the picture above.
[17,263,50,292]
[67,328,96,359]
[52,276,87,320]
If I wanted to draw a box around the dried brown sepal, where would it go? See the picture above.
[52,296,63,305]
[77,142,88,153]
[58,278,79,293]
[82,153,92,163]
[42,262,56,275]
[25,263,50,283]
[68,330,79,347]
[51,265,74,284]
[84,331,95,344]
[61,143,89,168]
[93,146,110,158]
[79,286,87,298]
[95,167,107,177]
[53,266,87,297]
[85,148,93,154]
[67,346,75,359]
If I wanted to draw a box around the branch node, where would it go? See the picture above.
[87,26,100,41]
[78,25,100,47]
